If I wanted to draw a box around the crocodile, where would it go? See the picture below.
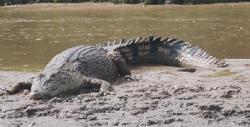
[7,36,228,99]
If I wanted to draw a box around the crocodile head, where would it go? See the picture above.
[30,71,72,99]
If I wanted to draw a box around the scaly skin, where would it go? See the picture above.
[8,36,228,99]
[8,45,128,99]
[101,36,228,68]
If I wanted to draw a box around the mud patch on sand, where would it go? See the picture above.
[201,69,237,78]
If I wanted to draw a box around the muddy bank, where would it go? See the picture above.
[0,59,250,127]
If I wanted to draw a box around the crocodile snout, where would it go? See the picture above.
[29,91,44,100]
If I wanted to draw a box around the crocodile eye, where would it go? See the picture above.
[50,74,57,79]
[38,74,45,79]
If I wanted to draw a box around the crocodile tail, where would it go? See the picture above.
[114,36,228,68]
[159,37,228,68]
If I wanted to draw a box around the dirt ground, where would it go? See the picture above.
[0,59,250,127]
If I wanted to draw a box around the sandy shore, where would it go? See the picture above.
[0,59,250,127]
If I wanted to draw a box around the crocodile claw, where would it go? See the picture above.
[124,75,139,82]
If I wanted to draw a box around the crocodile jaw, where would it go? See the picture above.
[29,73,50,99]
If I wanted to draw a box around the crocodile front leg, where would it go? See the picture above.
[87,77,113,95]
[6,78,33,94]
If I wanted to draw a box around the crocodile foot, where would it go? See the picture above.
[123,75,139,82]
[6,81,32,95]
[88,78,114,96]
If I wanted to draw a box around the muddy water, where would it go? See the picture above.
[0,3,249,71]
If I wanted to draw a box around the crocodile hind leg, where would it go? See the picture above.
[107,50,131,76]
[107,50,138,81]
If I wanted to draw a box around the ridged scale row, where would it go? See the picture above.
[95,36,228,68]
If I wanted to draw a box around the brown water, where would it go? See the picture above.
[0,3,249,71]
